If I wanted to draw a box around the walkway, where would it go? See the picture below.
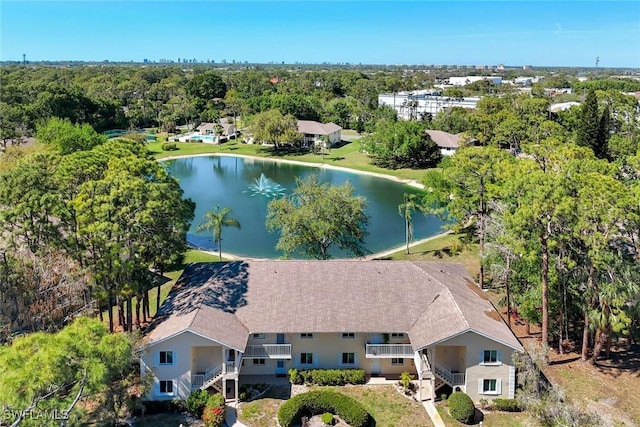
[225,401,248,427]
[422,400,446,427]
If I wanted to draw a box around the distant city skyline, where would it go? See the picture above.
[2,1,639,68]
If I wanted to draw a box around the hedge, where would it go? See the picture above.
[161,142,177,151]
[277,390,372,427]
[492,398,521,412]
[448,391,475,424]
[288,368,366,386]
[186,389,209,418]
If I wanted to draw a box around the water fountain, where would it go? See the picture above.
[244,173,287,198]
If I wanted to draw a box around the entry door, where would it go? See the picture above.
[276,360,286,376]
[371,359,381,376]
[277,333,285,344]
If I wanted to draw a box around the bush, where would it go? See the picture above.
[399,371,414,392]
[161,142,178,151]
[321,412,334,425]
[186,389,209,418]
[287,368,366,386]
[278,390,372,427]
[492,398,520,412]
[448,391,475,424]
[202,393,225,427]
[141,399,184,415]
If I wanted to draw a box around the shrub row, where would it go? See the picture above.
[492,398,520,412]
[288,368,366,386]
[278,390,372,427]
[448,391,475,424]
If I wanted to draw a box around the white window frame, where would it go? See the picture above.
[157,379,175,396]
[391,357,404,365]
[252,333,266,339]
[158,351,175,366]
[252,358,266,365]
[300,333,314,339]
[478,378,502,395]
[300,352,314,366]
[340,352,356,366]
[341,332,356,339]
[481,349,501,365]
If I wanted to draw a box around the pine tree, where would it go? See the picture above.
[576,90,601,155]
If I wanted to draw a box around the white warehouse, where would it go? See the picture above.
[449,76,503,86]
[378,90,480,121]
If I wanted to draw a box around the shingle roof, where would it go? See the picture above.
[145,261,522,352]
[297,120,342,136]
[425,129,460,149]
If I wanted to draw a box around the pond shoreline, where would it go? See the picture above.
[161,151,443,260]
[160,152,425,190]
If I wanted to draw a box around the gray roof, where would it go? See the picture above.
[297,120,342,136]
[425,129,460,149]
[145,261,522,352]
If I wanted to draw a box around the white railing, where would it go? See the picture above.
[244,344,292,359]
[224,360,239,375]
[192,363,223,390]
[434,363,465,386]
[365,344,414,358]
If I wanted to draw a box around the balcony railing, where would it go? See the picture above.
[244,344,292,359]
[365,344,414,358]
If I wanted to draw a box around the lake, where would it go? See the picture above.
[163,155,445,258]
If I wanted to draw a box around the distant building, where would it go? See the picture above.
[297,120,342,148]
[378,91,480,120]
[449,76,503,87]
[425,129,461,156]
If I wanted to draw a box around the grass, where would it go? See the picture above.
[436,404,534,427]
[238,385,433,427]
[383,233,481,279]
[148,139,429,182]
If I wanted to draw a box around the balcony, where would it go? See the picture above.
[244,344,292,359]
[365,344,414,358]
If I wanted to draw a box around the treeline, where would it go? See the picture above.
[423,94,640,362]
[0,119,194,341]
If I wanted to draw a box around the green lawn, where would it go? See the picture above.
[436,404,535,427]
[148,139,429,182]
[238,385,433,427]
[383,233,481,279]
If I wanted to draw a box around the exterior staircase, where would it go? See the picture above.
[433,363,465,388]
[192,363,224,392]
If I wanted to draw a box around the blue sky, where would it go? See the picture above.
[1,1,639,67]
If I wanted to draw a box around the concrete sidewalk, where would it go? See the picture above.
[423,400,446,427]
[224,402,248,427]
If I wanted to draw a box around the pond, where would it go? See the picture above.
[163,155,445,259]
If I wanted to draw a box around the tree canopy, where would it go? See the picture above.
[266,175,369,259]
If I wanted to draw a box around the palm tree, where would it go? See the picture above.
[196,206,241,261]
[398,193,424,255]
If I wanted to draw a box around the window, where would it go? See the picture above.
[341,352,355,365]
[252,333,266,339]
[479,378,501,395]
[391,333,405,338]
[159,351,174,365]
[159,380,174,395]
[300,333,314,339]
[300,353,313,365]
[391,358,404,365]
[341,332,355,339]
[252,358,266,365]
[482,350,500,364]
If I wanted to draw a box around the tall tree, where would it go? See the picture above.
[196,206,241,261]
[398,193,425,254]
[0,317,133,427]
[575,89,602,157]
[266,175,369,259]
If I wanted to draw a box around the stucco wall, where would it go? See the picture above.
[436,332,518,401]
[142,331,224,400]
